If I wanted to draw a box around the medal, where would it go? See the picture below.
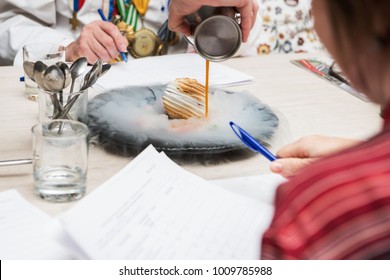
[69,11,78,31]
[116,0,168,58]
[127,0,163,58]
[68,0,85,31]
[128,28,160,58]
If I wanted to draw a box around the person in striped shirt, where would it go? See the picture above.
[262,0,390,259]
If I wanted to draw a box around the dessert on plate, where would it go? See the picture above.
[163,78,206,119]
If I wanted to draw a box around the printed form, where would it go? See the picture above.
[60,145,274,259]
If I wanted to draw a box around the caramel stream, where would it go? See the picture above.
[205,60,209,118]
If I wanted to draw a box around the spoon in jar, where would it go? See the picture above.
[43,65,65,92]
[55,61,72,90]
[42,65,66,117]
[33,61,48,90]
[23,61,36,81]
[69,57,88,93]
[80,59,103,90]
[57,59,104,120]
[99,63,111,78]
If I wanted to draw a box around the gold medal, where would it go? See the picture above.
[128,28,162,58]
[117,0,164,58]
[68,0,84,31]
[69,11,79,30]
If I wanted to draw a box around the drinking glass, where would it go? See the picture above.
[32,120,89,202]
[38,88,88,124]
[23,43,66,101]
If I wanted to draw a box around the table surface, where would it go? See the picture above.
[0,53,382,216]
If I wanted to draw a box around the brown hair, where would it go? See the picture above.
[325,0,390,62]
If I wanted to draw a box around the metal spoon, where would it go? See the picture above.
[57,60,103,120]
[98,63,111,78]
[33,61,48,90]
[43,65,66,118]
[69,57,88,93]
[33,61,64,119]
[43,65,65,92]
[61,59,103,115]
[55,61,72,89]
[23,61,35,81]
[55,61,72,107]
[80,59,103,90]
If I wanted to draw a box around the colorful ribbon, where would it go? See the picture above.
[70,0,85,13]
[117,0,139,30]
[102,0,116,20]
[132,0,150,16]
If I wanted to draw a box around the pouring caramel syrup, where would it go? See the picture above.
[205,60,209,118]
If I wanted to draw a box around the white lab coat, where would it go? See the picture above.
[0,0,263,66]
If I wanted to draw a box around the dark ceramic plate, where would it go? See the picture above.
[88,85,279,162]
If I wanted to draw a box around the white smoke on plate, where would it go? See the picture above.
[88,85,279,156]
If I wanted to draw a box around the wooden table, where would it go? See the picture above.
[0,53,382,216]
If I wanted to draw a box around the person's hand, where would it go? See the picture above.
[66,20,128,64]
[270,135,362,178]
[168,0,258,42]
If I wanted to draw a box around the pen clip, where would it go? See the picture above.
[229,121,277,161]
[230,121,260,152]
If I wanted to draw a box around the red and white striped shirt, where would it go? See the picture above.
[261,105,390,259]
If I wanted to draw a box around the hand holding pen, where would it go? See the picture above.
[97,9,128,63]
[65,10,129,64]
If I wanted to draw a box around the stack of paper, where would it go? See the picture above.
[96,53,254,90]
[59,145,275,260]
[0,146,284,259]
[0,190,74,259]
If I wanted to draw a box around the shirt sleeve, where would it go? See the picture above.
[261,156,390,260]
[0,0,70,65]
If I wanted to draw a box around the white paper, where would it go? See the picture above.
[0,190,75,259]
[96,53,254,89]
[60,145,274,259]
[212,174,287,205]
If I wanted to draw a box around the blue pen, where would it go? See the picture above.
[230,121,277,161]
[97,8,128,63]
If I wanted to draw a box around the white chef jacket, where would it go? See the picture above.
[0,0,263,66]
